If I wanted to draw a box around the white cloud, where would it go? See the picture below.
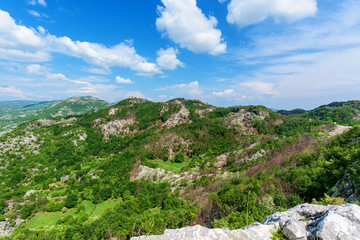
[0,10,44,49]
[0,9,161,75]
[156,47,184,70]
[37,26,46,35]
[240,82,277,95]
[47,36,161,75]
[156,0,226,55]
[212,89,235,96]
[115,76,134,84]
[157,80,202,98]
[227,0,317,26]
[29,0,47,7]
[26,64,47,74]
[0,86,25,98]
[28,10,41,17]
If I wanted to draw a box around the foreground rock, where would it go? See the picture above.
[131,203,360,240]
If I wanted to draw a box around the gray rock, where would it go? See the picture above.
[131,225,235,240]
[263,209,302,227]
[316,204,360,240]
[131,204,360,240]
[282,220,306,240]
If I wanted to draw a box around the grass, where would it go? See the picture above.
[25,199,121,230]
[81,200,96,214]
[90,199,120,219]
[25,209,76,230]
[152,160,187,173]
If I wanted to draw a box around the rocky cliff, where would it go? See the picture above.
[131,203,360,240]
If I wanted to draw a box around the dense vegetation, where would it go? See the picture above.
[0,97,359,239]
[0,96,111,135]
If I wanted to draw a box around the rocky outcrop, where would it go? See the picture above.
[163,101,191,128]
[131,203,360,240]
[328,161,360,202]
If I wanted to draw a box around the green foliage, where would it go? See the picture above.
[271,227,289,240]
[312,194,346,205]
[20,203,35,219]
[65,194,78,208]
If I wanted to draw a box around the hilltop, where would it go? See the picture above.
[0,96,112,135]
[0,98,359,239]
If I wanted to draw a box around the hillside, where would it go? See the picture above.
[0,96,111,135]
[0,98,359,239]
[278,100,360,125]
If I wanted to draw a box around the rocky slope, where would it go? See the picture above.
[132,203,360,240]
[0,96,111,135]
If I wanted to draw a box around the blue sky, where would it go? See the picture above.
[0,0,360,109]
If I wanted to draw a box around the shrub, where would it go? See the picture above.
[65,194,78,208]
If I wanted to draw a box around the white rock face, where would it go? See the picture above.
[24,189,36,198]
[131,224,274,240]
[163,105,191,128]
[131,204,360,240]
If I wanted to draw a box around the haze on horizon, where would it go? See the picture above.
[0,0,360,110]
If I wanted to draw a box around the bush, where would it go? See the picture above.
[20,204,35,219]
[65,194,78,208]
[312,194,346,205]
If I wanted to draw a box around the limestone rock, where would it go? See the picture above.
[282,220,306,240]
[131,204,360,240]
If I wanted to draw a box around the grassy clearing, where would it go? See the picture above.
[81,200,96,214]
[25,209,76,229]
[90,199,120,219]
[152,160,187,173]
[25,199,120,230]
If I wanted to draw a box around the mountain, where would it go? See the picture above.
[0,96,112,135]
[0,98,359,239]
[278,100,360,125]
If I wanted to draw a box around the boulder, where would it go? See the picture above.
[282,220,306,240]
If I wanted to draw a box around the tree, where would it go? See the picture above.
[65,194,78,208]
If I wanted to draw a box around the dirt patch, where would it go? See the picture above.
[329,125,351,137]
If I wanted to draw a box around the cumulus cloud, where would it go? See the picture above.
[226,0,317,26]
[0,10,44,49]
[156,0,226,55]
[29,0,47,7]
[212,89,235,96]
[47,36,161,75]
[115,76,134,84]
[156,47,184,70]
[0,9,161,75]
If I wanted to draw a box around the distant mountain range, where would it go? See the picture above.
[0,96,112,135]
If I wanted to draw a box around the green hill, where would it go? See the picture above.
[278,100,360,125]
[0,98,359,239]
[0,96,111,135]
